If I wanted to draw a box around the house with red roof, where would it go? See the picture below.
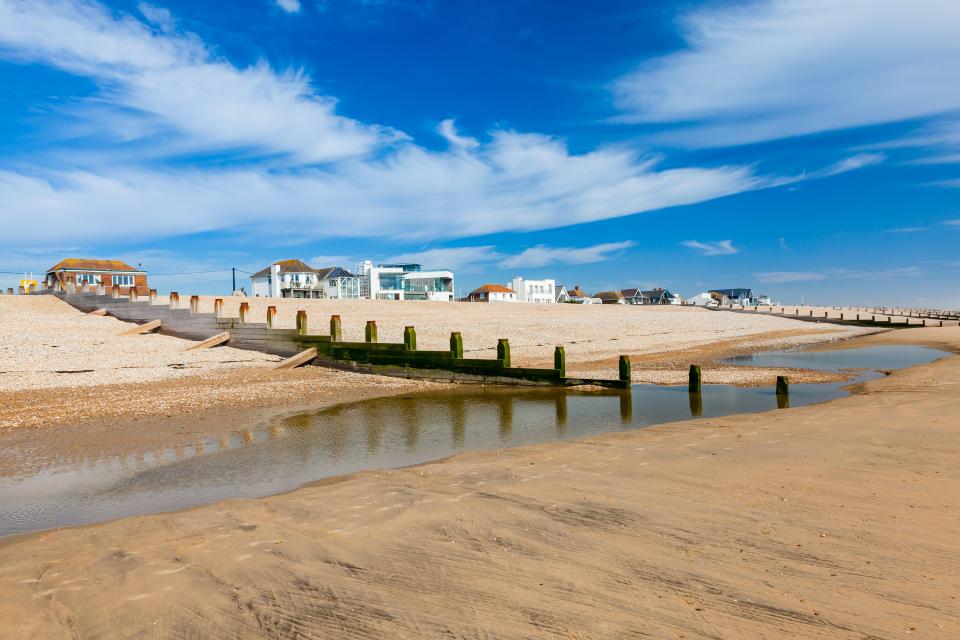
[45,258,148,294]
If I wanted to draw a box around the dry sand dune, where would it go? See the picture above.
[0,327,957,638]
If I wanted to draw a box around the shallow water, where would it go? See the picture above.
[0,345,948,537]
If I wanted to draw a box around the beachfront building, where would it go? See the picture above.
[45,258,148,295]
[507,277,556,303]
[359,261,455,301]
[594,290,625,304]
[568,285,591,303]
[620,288,649,305]
[467,284,518,303]
[555,286,570,303]
[250,259,360,299]
[710,288,756,305]
[688,291,723,306]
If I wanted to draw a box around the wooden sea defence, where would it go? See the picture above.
[710,305,960,328]
[48,290,629,389]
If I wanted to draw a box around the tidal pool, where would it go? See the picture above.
[0,345,948,537]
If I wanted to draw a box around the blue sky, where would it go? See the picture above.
[0,0,958,305]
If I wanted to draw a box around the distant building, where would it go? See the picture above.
[554,285,570,303]
[620,288,648,305]
[467,284,518,303]
[359,261,454,301]
[507,276,556,303]
[567,285,591,302]
[594,290,625,304]
[710,288,755,305]
[250,259,360,298]
[46,258,147,294]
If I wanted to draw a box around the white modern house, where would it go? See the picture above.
[359,261,455,301]
[251,259,361,299]
[507,276,556,303]
[688,292,721,306]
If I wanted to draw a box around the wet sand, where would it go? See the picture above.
[1,327,957,638]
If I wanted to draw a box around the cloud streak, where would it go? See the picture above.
[613,0,960,147]
[680,240,737,256]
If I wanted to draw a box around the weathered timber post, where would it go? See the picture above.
[855,314,859,321]
[190,295,199,313]
[689,364,702,393]
[239,302,249,323]
[620,391,632,422]
[450,332,463,358]
[824,312,829,318]
[5,287,11,296]
[497,339,511,368]
[809,310,813,317]
[776,375,790,410]
[840,313,844,320]
[922,319,926,327]
[296,310,308,335]
[403,326,417,351]
[169,291,179,309]
[149,289,157,302]
[97,284,105,295]
[18,286,25,295]
[266,305,277,328]
[365,320,378,343]
[689,389,703,417]
[330,315,342,342]
[111,284,120,299]
[554,346,566,377]
[619,355,631,383]
[213,298,223,318]
[130,287,138,301]
[888,316,892,324]
[941,321,944,327]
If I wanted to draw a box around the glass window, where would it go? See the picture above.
[112,275,133,286]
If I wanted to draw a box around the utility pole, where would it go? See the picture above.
[232,267,236,294]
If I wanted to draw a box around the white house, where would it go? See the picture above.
[251,259,360,299]
[359,261,454,301]
[688,292,720,306]
[467,284,518,302]
[507,276,556,303]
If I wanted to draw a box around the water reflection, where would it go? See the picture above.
[0,345,949,538]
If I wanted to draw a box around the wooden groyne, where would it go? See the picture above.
[47,290,629,389]
[709,305,960,328]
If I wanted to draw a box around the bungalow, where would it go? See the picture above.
[710,288,755,305]
[689,291,725,306]
[620,288,649,305]
[467,284,518,302]
[45,258,148,294]
[567,284,591,302]
[594,290,626,304]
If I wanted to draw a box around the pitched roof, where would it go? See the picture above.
[594,290,623,301]
[471,284,515,294]
[251,259,318,278]
[315,266,358,279]
[621,288,645,298]
[48,258,139,273]
[568,285,591,298]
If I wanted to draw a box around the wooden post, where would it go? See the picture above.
[450,332,463,358]
[776,375,789,395]
[554,346,566,377]
[266,305,277,328]
[239,302,249,323]
[618,355,631,383]
[497,339,511,368]
[840,313,844,320]
[169,291,179,309]
[404,326,417,351]
[365,320,378,343]
[330,315,342,342]
[190,295,199,313]
[809,310,813,317]
[18,286,26,294]
[111,284,120,299]
[296,310,308,336]
[149,289,157,302]
[6,287,12,295]
[214,298,223,318]
[688,364,702,393]
[129,287,138,301]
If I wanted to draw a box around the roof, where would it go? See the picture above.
[568,285,591,298]
[594,290,623,301]
[710,288,753,299]
[251,259,318,278]
[316,266,358,279]
[471,284,515,294]
[621,288,646,298]
[48,258,140,273]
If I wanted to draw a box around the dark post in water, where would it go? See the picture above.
[688,364,702,393]
[497,338,511,368]
[776,375,790,409]
[449,332,463,358]
[618,355,631,382]
[554,346,566,377]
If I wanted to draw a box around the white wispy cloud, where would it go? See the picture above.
[755,266,923,284]
[498,241,634,269]
[384,246,501,271]
[273,0,301,13]
[885,227,928,233]
[613,0,960,147]
[0,0,876,252]
[680,240,737,256]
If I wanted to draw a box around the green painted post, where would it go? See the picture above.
[365,320,378,343]
[449,332,463,358]
[296,310,307,336]
[618,355,631,383]
[330,315,342,342]
[404,326,416,351]
[554,346,566,377]
[497,339,511,368]
[688,364,702,393]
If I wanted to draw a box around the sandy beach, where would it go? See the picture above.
[0,316,957,638]
[0,296,869,431]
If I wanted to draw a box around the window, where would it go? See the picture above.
[77,273,100,284]
[112,275,134,286]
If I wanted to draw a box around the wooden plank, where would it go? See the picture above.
[87,308,108,316]
[184,331,231,351]
[117,319,162,336]
[275,347,317,370]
